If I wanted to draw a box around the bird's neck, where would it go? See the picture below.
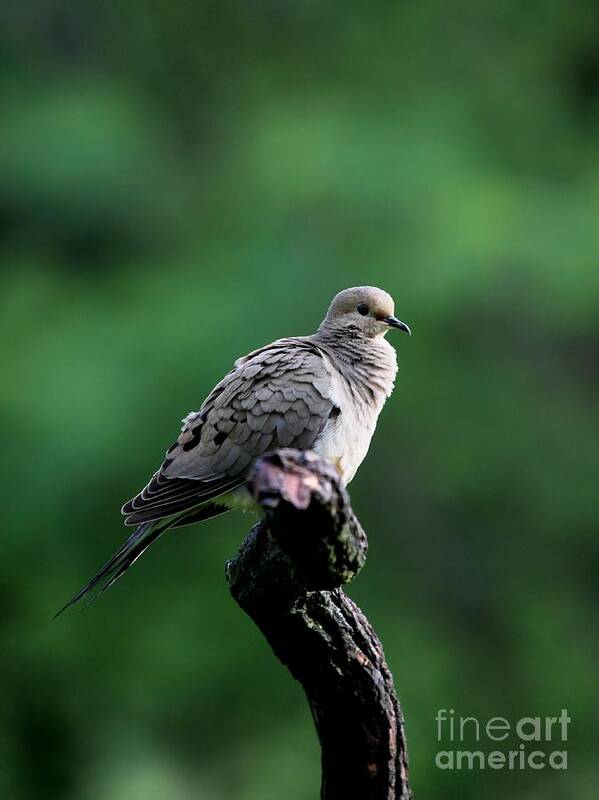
[311,328,398,402]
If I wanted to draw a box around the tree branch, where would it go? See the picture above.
[226,449,412,800]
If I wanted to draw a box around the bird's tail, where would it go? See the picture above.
[54,518,172,618]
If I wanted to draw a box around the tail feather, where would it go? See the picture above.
[54,520,170,618]
[55,500,235,618]
[169,501,230,529]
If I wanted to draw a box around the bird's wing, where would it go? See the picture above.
[121,338,336,525]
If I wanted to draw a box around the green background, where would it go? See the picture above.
[2,2,598,798]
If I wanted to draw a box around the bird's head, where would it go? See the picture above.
[320,286,411,340]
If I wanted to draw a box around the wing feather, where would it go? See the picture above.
[121,338,335,525]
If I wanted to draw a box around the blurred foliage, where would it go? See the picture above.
[2,2,599,798]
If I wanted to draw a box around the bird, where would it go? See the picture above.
[57,286,410,615]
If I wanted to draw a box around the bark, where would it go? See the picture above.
[226,449,412,800]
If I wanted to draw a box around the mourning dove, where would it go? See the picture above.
[58,286,410,613]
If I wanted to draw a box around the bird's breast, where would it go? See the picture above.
[316,412,375,484]
[314,374,391,485]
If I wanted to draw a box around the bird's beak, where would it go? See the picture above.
[383,316,411,335]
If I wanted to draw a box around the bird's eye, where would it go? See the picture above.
[357,303,369,316]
